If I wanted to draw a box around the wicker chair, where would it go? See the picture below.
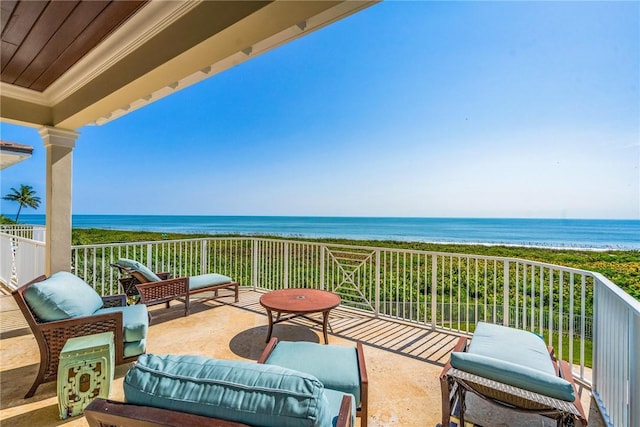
[439,324,588,427]
[12,274,147,398]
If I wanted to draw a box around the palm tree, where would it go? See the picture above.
[2,185,41,222]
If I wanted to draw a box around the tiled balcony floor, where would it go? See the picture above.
[0,289,602,426]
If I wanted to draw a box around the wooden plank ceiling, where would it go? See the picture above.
[1,0,146,92]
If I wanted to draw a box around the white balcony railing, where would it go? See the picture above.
[5,234,637,426]
[0,232,46,289]
[0,224,46,242]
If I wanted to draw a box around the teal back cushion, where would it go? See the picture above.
[124,354,333,427]
[24,271,104,321]
[116,258,161,282]
[468,322,556,376]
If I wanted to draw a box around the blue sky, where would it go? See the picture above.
[1,1,638,219]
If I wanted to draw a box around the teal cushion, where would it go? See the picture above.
[189,273,233,291]
[95,304,149,342]
[265,341,361,405]
[323,389,356,427]
[116,258,161,282]
[23,271,104,321]
[124,354,338,427]
[450,351,575,401]
[469,322,555,376]
[123,339,146,358]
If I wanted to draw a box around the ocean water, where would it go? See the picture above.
[19,215,640,250]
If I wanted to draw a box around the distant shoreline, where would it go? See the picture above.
[18,214,640,250]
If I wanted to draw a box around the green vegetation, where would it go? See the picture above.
[0,215,17,225]
[72,228,640,300]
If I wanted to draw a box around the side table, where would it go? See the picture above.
[57,332,115,419]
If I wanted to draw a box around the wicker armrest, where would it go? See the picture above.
[36,311,125,381]
[102,294,127,307]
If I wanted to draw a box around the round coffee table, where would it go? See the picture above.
[259,288,341,344]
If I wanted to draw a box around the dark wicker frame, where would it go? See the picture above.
[12,275,143,398]
[110,263,170,298]
[439,336,588,427]
[258,337,368,427]
[85,395,353,427]
[127,269,239,318]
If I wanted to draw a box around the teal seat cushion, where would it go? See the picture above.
[116,258,161,282]
[95,304,149,342]
[24,271,104,321]
[123,339,146,358]
[451,322,575,401]
[323,389,356,427]
[124,354,340,427]
[189,273,233,291]
[264,341,361,406]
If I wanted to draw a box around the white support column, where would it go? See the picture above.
[38,127,79,275]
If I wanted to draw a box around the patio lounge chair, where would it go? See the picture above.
[84,353,355,427]
[112,258,239,317]
[439,322,587,427]
[12,272,148,398]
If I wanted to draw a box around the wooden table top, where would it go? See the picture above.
[259,288,341,314]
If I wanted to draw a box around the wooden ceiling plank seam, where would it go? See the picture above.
[3,0,79,86]
[15,1,109,89]
[32,0,146,92]
[0,0,48,74]
[0,0,19,33]
[0,41,18,71]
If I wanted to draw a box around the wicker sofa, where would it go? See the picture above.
[12,272,148,398]
[85,353,355,427]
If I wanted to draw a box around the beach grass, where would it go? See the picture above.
[72,228,640,301]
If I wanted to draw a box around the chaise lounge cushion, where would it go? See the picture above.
[115,258,161,282]
[23,271,104,321]
[94,304,149,342]
[124,354,350,427]
[264,341,362,406]
[450,322,575,401]
[189,273,233,291]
